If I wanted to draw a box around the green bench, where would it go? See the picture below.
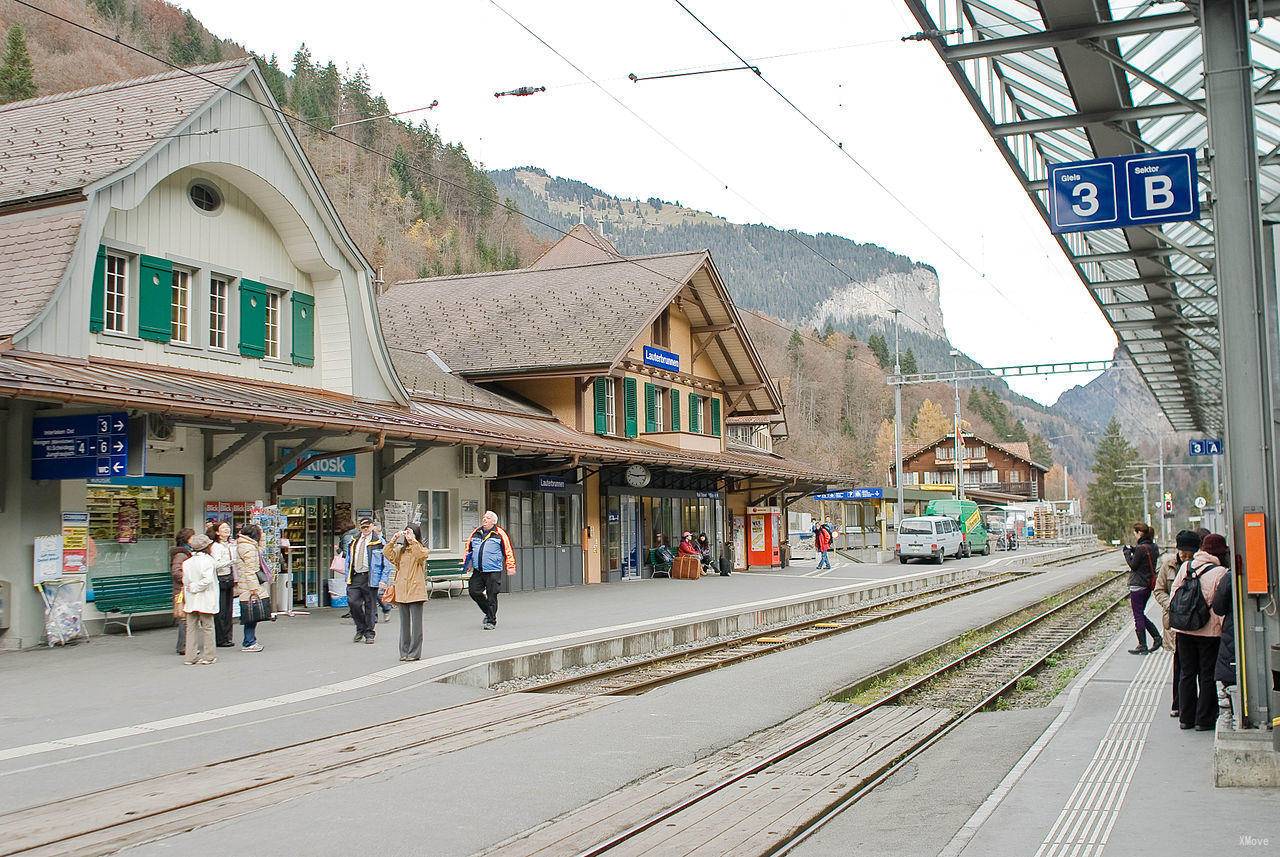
[88,572,173,636]
[646,548,672,578]
[427,558,469,598]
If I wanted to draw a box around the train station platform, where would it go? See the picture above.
[938,635,1280,856]
[0,550,1061,766]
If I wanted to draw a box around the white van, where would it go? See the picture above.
[895,515,965,564]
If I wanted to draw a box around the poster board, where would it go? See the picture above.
[60,512,89,575]
[460,498,481,538]
[382,499,419,534]
[34,535,63,585]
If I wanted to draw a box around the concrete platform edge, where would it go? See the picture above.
[1215,722,1280,787]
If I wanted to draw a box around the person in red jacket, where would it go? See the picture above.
[813,519,835,569]
[676,532,700,556]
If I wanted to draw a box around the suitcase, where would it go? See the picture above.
[672,556,701,580]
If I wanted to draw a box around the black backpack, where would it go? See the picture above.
[1168,562,1212,632]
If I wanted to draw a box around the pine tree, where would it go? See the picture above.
[0,25,36,105]
[256,54,289,106]
[899,349,919,375]
[290,44,321,124]
[868,333,891,370]
[786,328,803,370]
[1086,418,1143,543]
[168,11,205,66]
[820,319,835,343]
[1029,433,1053,468]
[391,145,415,198]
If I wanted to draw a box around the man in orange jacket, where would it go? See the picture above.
[463,510,517,630]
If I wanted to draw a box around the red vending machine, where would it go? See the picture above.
[745,506,781,568]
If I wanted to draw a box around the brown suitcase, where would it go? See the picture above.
[672,556,701,580]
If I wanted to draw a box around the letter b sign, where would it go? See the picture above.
[1126,153,1195,222]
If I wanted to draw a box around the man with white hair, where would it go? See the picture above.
[462,509,516,630]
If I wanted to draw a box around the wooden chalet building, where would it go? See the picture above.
[894,431,1049,503]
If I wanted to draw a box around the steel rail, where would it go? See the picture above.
[571,571,1126,857]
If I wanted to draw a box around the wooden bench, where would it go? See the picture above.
[427,558,469,598]
[646,548,672,578]
[88,572,173,636]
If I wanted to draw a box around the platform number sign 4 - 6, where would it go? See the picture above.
[1049,149,1200,234]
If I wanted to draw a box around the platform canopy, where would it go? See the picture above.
[902,0,1280,432]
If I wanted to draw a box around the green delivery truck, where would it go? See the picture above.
[923,498,990,558]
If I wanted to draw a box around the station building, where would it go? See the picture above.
[0,61,838,648]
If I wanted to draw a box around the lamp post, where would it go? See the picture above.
[893,310,904,528]
[950,349,963,500]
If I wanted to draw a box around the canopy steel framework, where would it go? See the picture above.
[901,0,1280,433]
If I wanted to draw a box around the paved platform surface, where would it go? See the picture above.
[793,617,1280,857]
[2,555,1112,855]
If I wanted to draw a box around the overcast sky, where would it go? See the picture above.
[182,0,1118,404]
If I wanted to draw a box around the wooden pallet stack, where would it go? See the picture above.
[1033,505,1058,539]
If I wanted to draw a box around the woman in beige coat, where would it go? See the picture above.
[234,524,269,652]
[383,523,429,661]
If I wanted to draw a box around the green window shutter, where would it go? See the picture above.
[670,388,680,432]
[290,292,315,366]
[136,254,173,342]
[623,377,638,439]
[689,392,700,433]
[644,383,657,433]
[593,378,608,435]
[711,397,722,437]
[89,245,107,333]
[239,278,268,358]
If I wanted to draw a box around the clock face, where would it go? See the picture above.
[625,464,651,488]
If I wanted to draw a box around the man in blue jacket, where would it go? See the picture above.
[344,517,386,643]
[463,510,516,630]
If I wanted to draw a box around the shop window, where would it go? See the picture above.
[85,476,184,581]
[419,489,452,551]
[170,268,192,344]
[104,252,128,334]
[209,276,229,350]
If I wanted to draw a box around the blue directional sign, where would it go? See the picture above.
[1049,149,1200,234]
[1188,438,1223,456]
[32,412,129,480]
[815,488,884,501]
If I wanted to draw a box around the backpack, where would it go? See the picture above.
[1168,562,1212,632]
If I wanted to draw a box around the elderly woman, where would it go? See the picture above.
[383,523,429,661]
[234,524,269,652]
[181,533,218,665]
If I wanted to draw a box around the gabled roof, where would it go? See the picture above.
[379,249,707,374]
[903,431,1050,473]
[529,223,622,268]
[0,59,250,207]
[0,204,84,336]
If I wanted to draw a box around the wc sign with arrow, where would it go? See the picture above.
[31,411,135,480]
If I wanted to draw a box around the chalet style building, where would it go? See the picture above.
[894,431,1049,502]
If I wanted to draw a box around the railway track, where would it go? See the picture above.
[0,552,1111,857]
[479,571,1126,857]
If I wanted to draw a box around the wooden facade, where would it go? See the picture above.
[894,432,1048,500]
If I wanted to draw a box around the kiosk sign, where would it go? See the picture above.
[1049,149,1200,234]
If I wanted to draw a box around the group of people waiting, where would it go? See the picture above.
[170,521,270,665]
[657,531,721,575]
[170,510,519,665]
[1124,522,1235,731]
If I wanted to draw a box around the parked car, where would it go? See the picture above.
[895,516,965,564]
[923,498,991,557]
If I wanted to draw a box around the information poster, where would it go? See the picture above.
[33,534,62,585]
[382,499,417,534]
[732,517,746,571]
[460,498,480,538]
[750,516,765,552]
[61,512,89,575]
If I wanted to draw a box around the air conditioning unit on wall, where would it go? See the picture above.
[146,413,185,452]
[458,445,496,479]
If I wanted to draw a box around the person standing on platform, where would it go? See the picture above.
[1153,529,1198,716]
[344,517,381,644]
[181,534,218,665]
[463,510,516,631]
[813,519,834,570]
[208,521,236,648]
[383,523,429,660]
[1122,522,1164,654]
[1203,533,1236,720]
[234,524,268,652]
[169,528,195,657]
[1169,535,1229,731]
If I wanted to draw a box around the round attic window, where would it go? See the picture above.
[188,180,223,214]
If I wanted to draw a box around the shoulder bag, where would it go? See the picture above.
[242,594,272,624]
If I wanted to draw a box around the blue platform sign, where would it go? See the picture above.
[642,345,680,373]
[280,448,356,480]
[814,488,884,501]
[31,412,128,480]
[1049,149,1200,234]
[1189,438,1223,456]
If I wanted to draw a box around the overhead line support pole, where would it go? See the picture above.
[893,310,904,531]
[1201,0,1280,732]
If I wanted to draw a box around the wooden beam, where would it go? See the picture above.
[724,383,765,392]
[204,429,264,492]
[691,324,734,334]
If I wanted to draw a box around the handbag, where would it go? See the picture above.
[379,583,395,606]
[242,595,272,623]
[329,552,346,575]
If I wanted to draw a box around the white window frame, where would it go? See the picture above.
[104,252,129,334]
[264,290,281,360]
[604,380,616,436]
[418,489,453,551]
[208,275,229,351]
[170,267,192,344]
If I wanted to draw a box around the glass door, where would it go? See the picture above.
[620,495,640,579]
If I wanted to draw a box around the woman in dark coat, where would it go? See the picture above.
[1203,534,1236,692]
